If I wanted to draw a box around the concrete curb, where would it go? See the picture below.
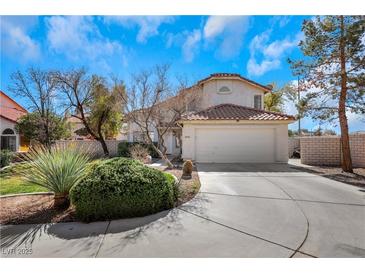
[0,192,53,199]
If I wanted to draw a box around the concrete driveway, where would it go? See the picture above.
[1,163,364,257]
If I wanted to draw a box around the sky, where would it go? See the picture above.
[1,15,364,133]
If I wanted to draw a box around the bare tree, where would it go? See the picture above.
[9,68,58,146]
[54,69,125,156]
[123,65,201,168]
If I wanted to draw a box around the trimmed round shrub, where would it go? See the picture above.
[70,158,176,222]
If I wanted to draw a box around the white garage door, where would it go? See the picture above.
[195,128,275,163]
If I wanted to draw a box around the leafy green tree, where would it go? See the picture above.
[289,16,365,172]
[281,82,316,135]
[15,112,70,145]
[55,70,125,156]
[264,84,284,112]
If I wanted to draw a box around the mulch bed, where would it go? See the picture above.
[155,166,201,206]
[292,165,365,187]
[0,164,201,225]
[0,194,77,225]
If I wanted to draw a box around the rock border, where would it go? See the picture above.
[0,192,53,199]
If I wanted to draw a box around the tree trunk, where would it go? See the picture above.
[54,193,70,209]
[338,16,353,173]
[98,137,109,157]
[147,128,174,168]
[151,143,174,168]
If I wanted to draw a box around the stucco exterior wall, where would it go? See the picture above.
[127,121,158,143]
[200,79,265,109]
[182,122,289,163]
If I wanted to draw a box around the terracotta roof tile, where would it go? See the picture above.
[181,104,295,121]
[0,91,27,122]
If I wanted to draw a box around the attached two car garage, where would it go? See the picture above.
[180,104,294,163]
[194,127,276,163]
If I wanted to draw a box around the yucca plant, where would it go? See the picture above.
[16,143,92,208]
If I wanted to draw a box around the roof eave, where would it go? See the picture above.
[0,114,18,123]
[198,76,272,93]
[180,119,295,124]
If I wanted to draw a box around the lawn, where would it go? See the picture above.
[0,176,47,195]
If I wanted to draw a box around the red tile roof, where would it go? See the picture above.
[198,73,273,93]
[181,104,295,122]
[0,91,27,122]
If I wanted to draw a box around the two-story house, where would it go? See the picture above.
[127,73,295,163]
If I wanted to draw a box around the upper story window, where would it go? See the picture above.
[254,95,262,109]
[218,86,231,94]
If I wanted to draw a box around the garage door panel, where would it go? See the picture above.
[195,128,275,163]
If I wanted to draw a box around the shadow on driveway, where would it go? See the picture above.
[0,194,212,254]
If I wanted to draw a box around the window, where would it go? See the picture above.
[2,128,15,135]
[218,86,231,94]
[1,128,16,151]
[132,131,152,142]
[133,131,144,142]
[254,95,262,109]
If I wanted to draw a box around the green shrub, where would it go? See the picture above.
[70,158,177,222]
[0,150,14,168]
[117,142,129,157]
[118,142,160,158]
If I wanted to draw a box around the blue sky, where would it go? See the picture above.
[1,15,364,133]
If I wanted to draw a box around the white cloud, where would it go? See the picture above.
[182,29,201,63]
[104,16,174,43]
[203,16,250,59]
[283,79,365,133]
[247,30,302,76]
[270,16,291,28]
[46,16,125,69]
[1,16,40,61]
[264,32,303,59]
[247,59,281,78]
[347,111,365,132]
[164,16,250,63]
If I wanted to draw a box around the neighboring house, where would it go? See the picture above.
[126,73,295,163]
[65,113,128,141]
[65,114,90,140]
[0,91,28,152]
